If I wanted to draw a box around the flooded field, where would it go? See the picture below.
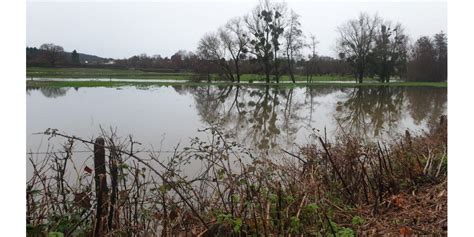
[27,85,446,159]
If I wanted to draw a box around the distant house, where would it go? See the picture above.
[104,60,115,65]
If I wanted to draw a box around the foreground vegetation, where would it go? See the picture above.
[27,116,447,236]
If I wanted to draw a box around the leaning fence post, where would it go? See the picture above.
[93,137,109,237]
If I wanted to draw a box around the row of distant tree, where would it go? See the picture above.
[196,0,447,83]
[26,44,352,77]
[407,33,447,82]
[27,44,108,67]
[26,0,447,83]
[27,44,76,67]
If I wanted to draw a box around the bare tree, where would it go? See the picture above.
[270,2,288,82]
[306,33,319,82]
[219,17,249,83]
[197,32,234,82]
[245,0,287,83]
[284,10,304,83]
[39,43,64,67]
[336,13,381,83]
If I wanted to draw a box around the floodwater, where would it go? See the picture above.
[28,78,363,84]
[26,85,446,175]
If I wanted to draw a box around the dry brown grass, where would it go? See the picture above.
[27,116,447,236]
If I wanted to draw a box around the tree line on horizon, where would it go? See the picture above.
[26,0,447,83]
[27,45,109,66]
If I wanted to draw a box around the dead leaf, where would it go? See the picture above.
[391,194,407,209]
[400,226,412,236]
[84,166,93,174]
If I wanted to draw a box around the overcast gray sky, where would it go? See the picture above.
[27,0,447,59]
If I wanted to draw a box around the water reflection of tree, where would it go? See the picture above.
[192,85,233,123]
[26,86,37,96]
[183,85,446,152]
[335,87,404,138]
[184,86,308,153]
[247,87,279,150]
[304,86,343,127]
[26,87,70,98]
[405,87,447,129]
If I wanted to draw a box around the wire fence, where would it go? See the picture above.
[26,150,179,155]
[26,148,296,155]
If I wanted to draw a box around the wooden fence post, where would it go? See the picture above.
[108,146,119,231]
[94,137,109,237]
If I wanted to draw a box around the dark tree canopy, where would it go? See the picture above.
[71,50,80,65]
[369,23,409,82]
[407,32,447,82]
[39,43,65,67]
[245,0,287,83]
[434,31,447,82]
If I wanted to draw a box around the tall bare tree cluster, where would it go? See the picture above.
[336,13,381,83]
[219,17,250,83]
[284,10,304,83]
[197,17,250,83]
[199,7,447,83]
[197,0,307,84]
[335,13,445,83]
[245,0,288,83]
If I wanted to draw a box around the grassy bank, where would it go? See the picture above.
[26,67,447,88]
[27,67,195,80]
[27,79,447,88]
[27,116,447,236]
[27,67,367,82]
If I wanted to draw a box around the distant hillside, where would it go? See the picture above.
[71,51,108,64]
[27,47,110,66]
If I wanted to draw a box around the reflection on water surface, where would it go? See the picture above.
[27,85,446,156]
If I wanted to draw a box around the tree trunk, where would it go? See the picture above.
[265,62,271,83]
[358,72,364,84]
[287,58,295,83]
[224,64,235,82]
[207,66,211,83]
[235,59,241,83]
[274,48,280,83]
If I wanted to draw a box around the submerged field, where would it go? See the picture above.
[27,66,371,82]
[26,67,447,88]
[26,80,447,88]
[27,85,447,154]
